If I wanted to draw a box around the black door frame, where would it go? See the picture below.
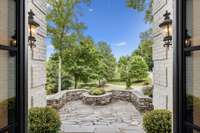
[174,0,185,132]
[0,0,27,132]
[175,0,200,132]
[17,0,27,132]
[174,0,187,132]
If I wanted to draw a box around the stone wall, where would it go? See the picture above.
[82,92,113,105]
[27,0,47,108]
[152,0,175,111]
[112,90,153,112]
[47,89,87,109]
[47,89,153,112]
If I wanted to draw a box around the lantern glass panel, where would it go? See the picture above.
[162,24,172,37]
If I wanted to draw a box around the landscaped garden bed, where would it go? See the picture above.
[82,92,112,105]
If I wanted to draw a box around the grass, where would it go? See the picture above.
[108,77,152,87]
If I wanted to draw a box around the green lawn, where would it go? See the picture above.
[108,78,152,87]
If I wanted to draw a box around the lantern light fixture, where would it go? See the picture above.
[159,11,173,47]
[28,9,40,48]
[185,29,192,47]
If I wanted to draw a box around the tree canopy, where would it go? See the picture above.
[126,0,153,23]
[132,29,153,70]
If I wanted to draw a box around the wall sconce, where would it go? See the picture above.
[9,32,17,57]
[10,32,16,47]
[185,29,192,47]
[159,11,172,47]
[28,10,40,48]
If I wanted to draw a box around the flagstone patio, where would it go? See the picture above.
[59,100,145,133]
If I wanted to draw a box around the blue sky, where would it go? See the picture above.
[46,0,150,59]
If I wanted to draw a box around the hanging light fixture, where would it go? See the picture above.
[159,11,173,47]
[28,9,40,48]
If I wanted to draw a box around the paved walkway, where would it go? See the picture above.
[59,100,145,133]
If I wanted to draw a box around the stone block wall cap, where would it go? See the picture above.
[47,89,88,100]
[112,89,131,92]
[82,92,112,98]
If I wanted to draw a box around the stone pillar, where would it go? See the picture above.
[152,0,175,111]
[27,0,47,108]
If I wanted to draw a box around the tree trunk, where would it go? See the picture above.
[74,76,78,89]
[58,56,62,92]
[98,79,101,87]
[126,78,131,89]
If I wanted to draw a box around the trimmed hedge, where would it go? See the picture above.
[29,107,61,133]
[143,109,172,133]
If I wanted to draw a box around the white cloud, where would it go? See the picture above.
[115,42,127,47]
[88,8,94,12]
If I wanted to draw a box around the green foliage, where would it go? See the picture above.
[29,107,61,133]
[130,55,148,81]
[89,88,106,96]
[132,29,153,70]
[0,97,16,120]
[118,56,131,88]
[95,42,116,85]
[118,55,148,88]
[63,38,99,88]
[186,95,200,108]
[143,85,153,97]
[47,0,90,92]
[126,0,153,23]
[46,54,73,95]
[143,109,172,133]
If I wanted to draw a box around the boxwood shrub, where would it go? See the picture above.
[143,109,172,133]
[89,88,106,95]
[29,107,61,133]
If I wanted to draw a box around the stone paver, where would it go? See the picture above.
[59,100,145,133]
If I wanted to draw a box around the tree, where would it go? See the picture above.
[118,56,132,88]
[132,29,153,70]
[96,42,116,81]
[63,38,99,88]
[46,53,73,95]
[130,55,148,82]
[46,55,58,95]
[118,55,148,88]
[126,0,153,23]
[47,0,90,92]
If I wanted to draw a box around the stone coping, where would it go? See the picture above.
[47,89,87,100]
[47,88,153,112]
[82,92,112,98]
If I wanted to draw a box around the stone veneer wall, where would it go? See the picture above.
[152,0,175,111]
[27,0,47,108]
[47,89,153,113]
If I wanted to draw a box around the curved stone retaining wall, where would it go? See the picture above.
[47,89,153,112]
[82,92,112,105]
[47,89,87,109]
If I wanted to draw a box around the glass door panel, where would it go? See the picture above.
[0,0,17,132]
[186,0,200,46]
[0,50,16,128]
[185,0,200,132]
[186,51,200,126]
[0,0,16,46]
